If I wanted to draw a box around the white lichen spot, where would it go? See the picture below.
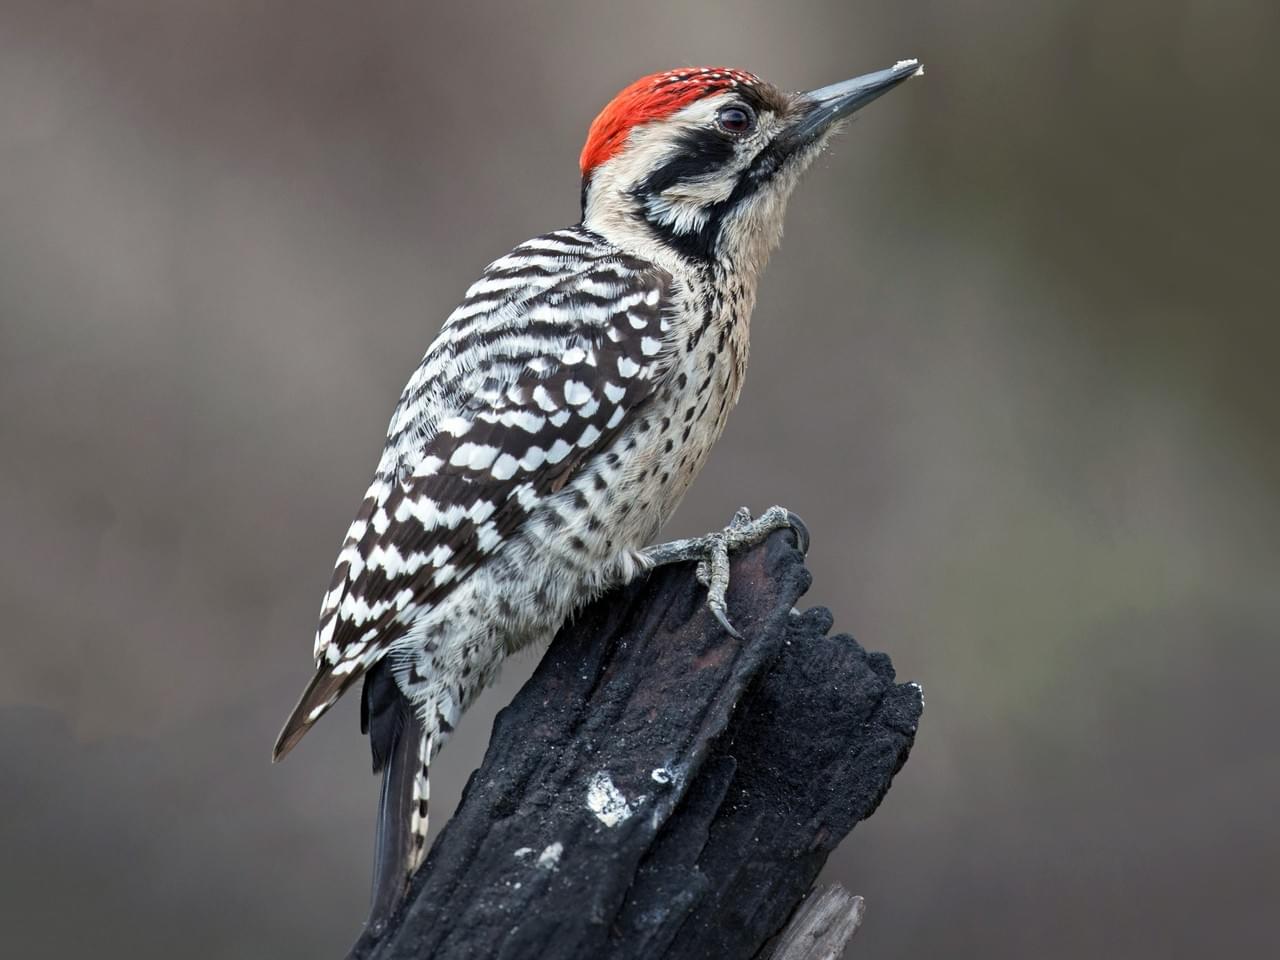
[909,681,926,708]
[536,842,563,870]
[587,771,634,827]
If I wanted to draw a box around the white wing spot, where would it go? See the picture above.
[520,447,546,471]
[545,438,573,464]
[438,416,473,437]
[412,455,444,478]
[315,620,337,659]
[476,521,501,552]
[491,453,519,480]
[450,443,498,471]
[468,444,499,470]
[396,495,442,529]
[533,386,558,411]
[514,483,539,509]
[564,380,592,405]
[503,410,545,433]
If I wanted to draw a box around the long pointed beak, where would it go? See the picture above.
[784,59,924,152]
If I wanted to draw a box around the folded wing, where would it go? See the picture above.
[273,234,674,759]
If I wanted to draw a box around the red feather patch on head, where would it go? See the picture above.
[580,67,763,176]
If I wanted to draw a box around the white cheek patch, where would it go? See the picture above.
[662,170,736,206]
[641,193,710,235]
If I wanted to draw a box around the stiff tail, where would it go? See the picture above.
[362,662,432,936]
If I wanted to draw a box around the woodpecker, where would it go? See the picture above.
[274,59,922,930]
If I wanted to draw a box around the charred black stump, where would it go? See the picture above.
[349,528,922,960]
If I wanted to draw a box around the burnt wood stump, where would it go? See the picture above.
[349,527,922,960]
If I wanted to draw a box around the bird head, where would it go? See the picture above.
[579,61,923,272]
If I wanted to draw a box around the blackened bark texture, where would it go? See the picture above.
[349,528,922,960]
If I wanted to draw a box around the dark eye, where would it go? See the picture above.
[717,104,755,135]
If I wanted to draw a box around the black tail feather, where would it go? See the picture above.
[361,659,409,774]
[362,662,424,937]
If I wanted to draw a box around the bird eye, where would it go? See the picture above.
[716,104,755,135]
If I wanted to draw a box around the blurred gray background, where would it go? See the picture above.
[2,1,1276,957]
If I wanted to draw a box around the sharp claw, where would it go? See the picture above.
[785,510,811,555]
[710,601,743,640]
[648,506,800,640]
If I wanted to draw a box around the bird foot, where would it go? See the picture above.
[641,506,809,638]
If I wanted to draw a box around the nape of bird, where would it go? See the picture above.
[273,59,923,933]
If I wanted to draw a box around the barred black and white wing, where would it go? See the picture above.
[273,228,674,759]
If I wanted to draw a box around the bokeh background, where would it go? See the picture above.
[2,1,1276,957]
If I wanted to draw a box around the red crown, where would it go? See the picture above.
[580,67,762,176]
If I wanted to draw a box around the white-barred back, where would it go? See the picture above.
[310,227,678,686]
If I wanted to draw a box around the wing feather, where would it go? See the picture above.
[274,231,675,757]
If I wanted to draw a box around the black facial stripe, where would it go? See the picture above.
[642,206,718,261]
[635,127,738,196]
[635,131,798,262]
[727,136,794,198]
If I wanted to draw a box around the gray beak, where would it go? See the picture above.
[784,59,924,152]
